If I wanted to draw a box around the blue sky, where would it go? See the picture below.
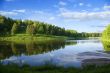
[0,0,110,32]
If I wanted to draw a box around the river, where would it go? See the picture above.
[0,39,110,67]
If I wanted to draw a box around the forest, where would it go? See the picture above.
[0,15,101,38]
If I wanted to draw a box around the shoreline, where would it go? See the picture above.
[0,34,101,42]
[0,34,67,42]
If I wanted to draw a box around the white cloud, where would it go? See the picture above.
[93,8,100,11]
[59,7,69,12]
[59,1,67,6]
[53,1,67,9]
[13,9,26,13]
[81,10,87,12]
[34,11,44,14]
[79,3,84,6]
[0,11,18,16]
[0,9,26,16]
[59,9,110,21]
[49,17,55,20]
[27,10,56,22]
[103,5,110,10]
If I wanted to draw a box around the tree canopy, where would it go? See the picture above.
[102,24,110,40]
[0,15,101,37]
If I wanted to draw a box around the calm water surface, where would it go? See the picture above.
[0,39,110,67]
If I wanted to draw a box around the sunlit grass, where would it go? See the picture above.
[0,34,67,43]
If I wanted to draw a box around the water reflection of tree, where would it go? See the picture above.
[0,42,13,59]
[0,40,77,59]
[11,43,26,55]
[25,40,66,55]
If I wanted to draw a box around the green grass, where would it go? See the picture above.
[0,63,110,73]
[0,34,68,43]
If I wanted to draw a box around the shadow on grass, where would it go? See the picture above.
[0,62,110,73]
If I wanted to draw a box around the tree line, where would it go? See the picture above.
[0,15,101,37]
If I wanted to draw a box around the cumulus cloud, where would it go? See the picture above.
[79,3,84,6]
[0,9,26,16]
[59,9,110,21]
[53,1,67,8]
[49,17,55,20]
[0,11,18,16]
[93,8,100,11]
[34,11,44,14]
[27,10,56,22]
[103,5,110,10]
[59,1,67,6]
[13,9,26,13]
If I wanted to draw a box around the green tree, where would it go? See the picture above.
[26,24,35,35]
[0,15,14,35]
[102,24,110,40]
[37,25,44,34]
[11,23,18,35]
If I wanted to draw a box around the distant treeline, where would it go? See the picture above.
[0,15,101,37]
[75,32,101,38]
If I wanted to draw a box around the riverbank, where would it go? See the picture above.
[0,63,110,73]
[0,34,68,43]
[0,34,101,42]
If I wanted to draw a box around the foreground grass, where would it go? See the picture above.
[0,64,110,73]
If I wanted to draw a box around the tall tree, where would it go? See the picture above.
[26,24,35,35]
[11,23,18,35]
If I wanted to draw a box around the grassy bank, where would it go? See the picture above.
[0,34,101,42]
[0,63,110,73]
[0,34,68,42]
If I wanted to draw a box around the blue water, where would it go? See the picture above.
[2,39,110,67]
